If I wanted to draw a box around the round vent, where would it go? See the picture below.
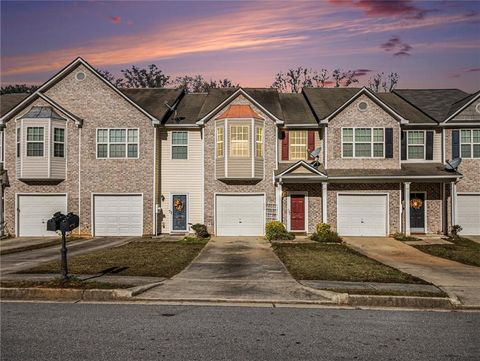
[358,101,368,111]
[75,71,86,81]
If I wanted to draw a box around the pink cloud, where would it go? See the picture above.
[109,16,121,25]
[380,36,412,56]
[330,0,431,19]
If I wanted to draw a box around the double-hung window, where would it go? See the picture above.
[289,130,307,160]
[342,128,384,158]
[53,128,65,158]
[407,131,425,160]
[0,130,3,162]
[255,127,263,157]
[216,127,224,158]
[172,131,188,159]
[460,129,480,158]
[26,127,44,157]
[230,125,249,157]
[97,128,138,158]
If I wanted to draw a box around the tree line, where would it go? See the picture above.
[1,65,399,94]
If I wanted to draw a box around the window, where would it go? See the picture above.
[230,125,249,157]
[16,128,20,158]
[26,127,44,157]
[342,127,384,158]
[289,130,307,160]
[255,127,263,157]
[216,127,224,158]
[53,128,65,158]
[407,131,425,160]
[0,131,3,162]
[460,129,480,158]
[97,128,138,158]
[172,131,188,159]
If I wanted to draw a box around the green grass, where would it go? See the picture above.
[392,232,422,242]
[413,237,480,267]
[0,236,84,255]
[0,279,130,290]
[324,288,448,297]
[19,240,208,278]
[273,243,427,284]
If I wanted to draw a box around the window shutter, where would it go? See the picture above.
[385,128,393,158]
[426,131,434,160]
[401,131,407,160]
[307,131,315,160]
[452,130,460,159]
[281,130,289,160]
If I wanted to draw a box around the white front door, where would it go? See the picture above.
[337,194,388,236]
[93,195,143,236]
[216,194,264,236]
[457,194,480,235]
[18,195,67,237]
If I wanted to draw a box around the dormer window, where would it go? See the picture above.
[26,127,44,157]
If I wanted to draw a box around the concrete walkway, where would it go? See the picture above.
[0,237,136,275]
[137,237,332,303]
[343,236,480,307]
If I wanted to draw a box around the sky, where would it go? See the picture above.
[1,0,479,92]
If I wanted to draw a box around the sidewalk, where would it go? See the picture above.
[343,236,480,307]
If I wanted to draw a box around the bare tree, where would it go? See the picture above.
[0,84,39,95]
[96,69,117,84]
[369,73,383,92]
[312,69,329,88]
[368,72,400,92]
[271,67,314,93]
[116,64,170,88]
[344,70,359,87]
[174,75,238,93]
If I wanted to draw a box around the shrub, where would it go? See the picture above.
[310,223,342,243]
[265,221,295,241]
[393,232,421,242]
[191,223,210,239]
[450,225,463,238]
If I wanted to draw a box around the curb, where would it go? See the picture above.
[346,294,454,309]
[0,287,132,301]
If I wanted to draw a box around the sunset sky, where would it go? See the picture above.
[1,0,479,92]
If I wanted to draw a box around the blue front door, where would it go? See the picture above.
[172,195,187,231]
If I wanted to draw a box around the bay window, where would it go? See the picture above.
[216,127,224,158]
[230,125,249,157]
[53,128,65,158]
[26,127,44,157]
[255,127,263,157]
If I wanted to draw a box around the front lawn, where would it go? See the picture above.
[0,279,130,290]
[413,237,480,267]
[324,288,447,297]
[19,239,208,278]
[273,243,427,284]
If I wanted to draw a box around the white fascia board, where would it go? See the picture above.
[325,87,408,124]
[283,124,321,128]
[443,92,480,123]
[328,174,462,180]
[37,93,82,125]
[163,124,200,128]
[439,122,480,127]
[196,88,284,125]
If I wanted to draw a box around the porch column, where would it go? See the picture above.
[404,182,411,236]
[322,182,328,224]
[451,181,457,226]
[276,179,283,222]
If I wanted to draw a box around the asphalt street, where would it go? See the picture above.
[1,302,479,361]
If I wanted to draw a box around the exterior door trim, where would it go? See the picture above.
[170,192,189,232]
[287,191,308,232]
[410,191,427,234]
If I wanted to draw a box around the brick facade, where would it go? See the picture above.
[281,183,323,233]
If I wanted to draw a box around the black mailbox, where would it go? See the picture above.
[46,211,65,232]
[60,213,80,233]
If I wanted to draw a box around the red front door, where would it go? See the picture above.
[290,195,305,231]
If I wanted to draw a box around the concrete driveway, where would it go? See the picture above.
[137,237,332,303]
[0,237,136,275]
[343,236,480,307]
[467,236,480,244]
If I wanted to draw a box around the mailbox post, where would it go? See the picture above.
[47,212,80,280]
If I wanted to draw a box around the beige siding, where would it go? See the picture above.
[20,119,50,179]
[402,129,442,163]
[254,158,264,178]
[160,128,203,233]
[227,120,252,177]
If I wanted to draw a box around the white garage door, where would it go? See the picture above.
[457,194,480,235]
[216,195,264,236]
[337,194,388,236]
[94,195,143,236]
[18,195,67,237]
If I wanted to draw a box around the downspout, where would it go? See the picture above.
[77,125,82,236]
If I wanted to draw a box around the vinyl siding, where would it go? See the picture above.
[160,128,203,233]
[402,129,442,163]
[20,119,49,179]
[227,120,252,178]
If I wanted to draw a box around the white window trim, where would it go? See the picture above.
[25,126,45,158]
[215,126,224,158]
[171,131,189,160]
[289,130,308,160]
[255,126,264,158]
[341,127,385,159]
[96,128,140,159]
[229,124,250,158]
[459,129,480,159]
[53,127,65,158]
[406,130,426,160]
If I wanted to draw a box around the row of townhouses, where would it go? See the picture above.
[0,58,479,238]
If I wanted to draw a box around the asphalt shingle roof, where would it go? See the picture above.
[0,93,29,117]
[165,93,207,125]
[120,88,184,121]
[279,93,317,125]
[18,106,66,120]
[446,91,480,122]
[376,93,435,124]
[394,89,469,122]
[302,87,359,120]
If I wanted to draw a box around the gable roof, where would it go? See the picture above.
[18,106,66,120]
[0,93,29,117]
[444,90,480,123]
[394,89,468,122]
[376,93,435,124]
[216,104,263,120]
[0,57,160,125]
[165,93,207,126]
[275,160,327,178]
[196,88,284,124]
[120,88,184,121]
[278,93,317,126]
